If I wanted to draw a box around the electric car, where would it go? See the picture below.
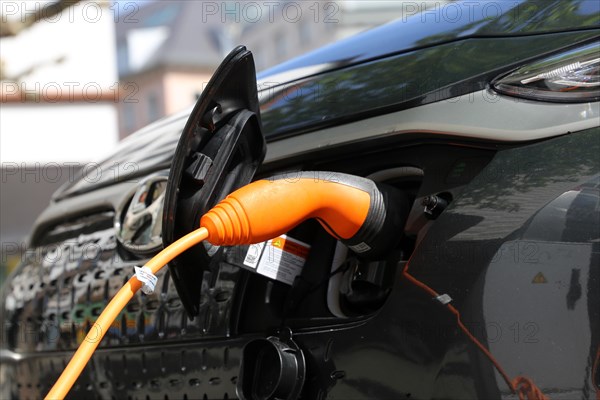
[1,1,599,399]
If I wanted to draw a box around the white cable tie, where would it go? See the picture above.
[134,266,158,295]
[435,294,452,305]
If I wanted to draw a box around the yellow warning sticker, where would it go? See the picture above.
[244,235,310,285]
[532,272,547,284]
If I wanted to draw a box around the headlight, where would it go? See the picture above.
[492,41,599,103]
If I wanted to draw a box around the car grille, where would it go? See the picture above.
[1,210,243,398]
[3,210,241,352]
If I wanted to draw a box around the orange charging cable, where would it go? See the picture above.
[45,227,209,400]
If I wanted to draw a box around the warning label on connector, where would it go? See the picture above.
[243,235,310,285]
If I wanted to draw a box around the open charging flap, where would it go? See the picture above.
[163,46,266,317]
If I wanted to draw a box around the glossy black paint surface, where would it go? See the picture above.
[258,31,598,140]
[259,0,600,80]
[397,127,600,398]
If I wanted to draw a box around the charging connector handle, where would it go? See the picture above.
[201,172,404,257]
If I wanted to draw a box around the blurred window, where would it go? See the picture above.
[300,20,311,44]
[124,103,136,132]
[254,47,266,71]
[276,35,287,60]
[117,44,129,75]
[144,4,181,27]
[147,93,160,123]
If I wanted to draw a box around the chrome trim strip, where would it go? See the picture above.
[265,90,600,162]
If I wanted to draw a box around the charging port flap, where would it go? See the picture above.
[163,46,266,317]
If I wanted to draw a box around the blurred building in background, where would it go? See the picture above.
[1,1,119,163]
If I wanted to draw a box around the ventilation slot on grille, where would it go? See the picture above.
[35,210,115,246]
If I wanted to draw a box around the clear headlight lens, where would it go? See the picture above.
[492,41,599,103]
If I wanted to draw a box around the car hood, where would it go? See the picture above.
[258,0,600,83]
[54,0,599,200]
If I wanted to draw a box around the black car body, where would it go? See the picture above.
[1,1,599,399]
